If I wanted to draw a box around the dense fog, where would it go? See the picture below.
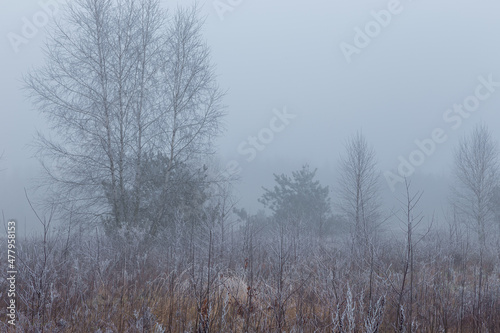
[1,0,499,331]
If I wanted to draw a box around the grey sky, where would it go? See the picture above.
[1,0,499,231]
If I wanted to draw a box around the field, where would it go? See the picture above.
[1,220,499,333]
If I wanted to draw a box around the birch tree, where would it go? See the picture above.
[337,131,382,309]
[25,0,225,232]
[337,132,381,252]
[451,124,499,330]
[451,125,499,247]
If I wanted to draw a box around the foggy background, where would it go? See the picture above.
[1,0,499,233]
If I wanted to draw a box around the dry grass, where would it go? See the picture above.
[1,226,499,332]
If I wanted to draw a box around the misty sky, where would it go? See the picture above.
[1,0,500,232]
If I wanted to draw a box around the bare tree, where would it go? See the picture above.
[451,125,499,245]
[24,0,225,232]
[338,131,381,250]
[337,132,382,307]
[451,124,499,330]
[394,178,429,333]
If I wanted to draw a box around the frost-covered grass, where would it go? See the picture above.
[1,225,499,332]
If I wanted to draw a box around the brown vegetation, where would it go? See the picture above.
[1,221,499,333]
